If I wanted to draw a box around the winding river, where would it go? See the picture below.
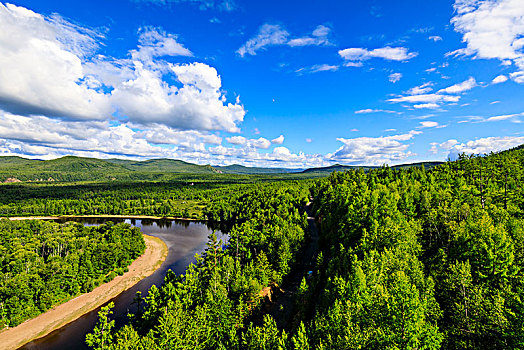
[19,218,224,350]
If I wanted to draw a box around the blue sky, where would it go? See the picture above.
[0,0,523,167]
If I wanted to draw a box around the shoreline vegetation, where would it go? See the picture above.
[6,215,201,221]
[0,234,168,350]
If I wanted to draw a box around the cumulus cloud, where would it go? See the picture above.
[0,3,245,133]
[338,46,418,65]
[492,74,509,84]
[0,3,111,120]
[207,143,328,168]
[419,121,439,128]
[137,124,222,146]
[237,24,332,57]
[271,135,284,144]
[131,27,192,62]
[0,113,175,159]
[112,62,245,132]
[446,135,524,159]
[450,0,524,83]
[249,137,271,149]
[226,136,247,145]
[389,72,402,83]
[328,130,421,165]
[429,35,442,42]
[413,103,440,109]
[225,136,271,148]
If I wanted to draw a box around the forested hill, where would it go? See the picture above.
[0,155,445,182]
[0,156,218,182]
[105,158,218,174]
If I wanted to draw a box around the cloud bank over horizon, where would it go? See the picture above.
[0,0,522,167]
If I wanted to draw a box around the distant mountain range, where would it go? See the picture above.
[0,155,444,182]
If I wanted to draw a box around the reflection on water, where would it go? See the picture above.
[20,218,225,350]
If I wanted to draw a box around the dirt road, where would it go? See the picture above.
[266,202,319,330]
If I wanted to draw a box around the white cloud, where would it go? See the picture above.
[0,109,328,168]
[0,3,245,133]
[413,103,440,109]
[225,135,271,148]
[390,78,476,109]
[249,137,271,149]
[236,24,289,57]
[388,94,460,104]
[271,135,284,144]
[451,0,524,83]
[226,136,247,145]
[237,24,332,57]
[389,72,402,83]
[437,77,477,94]
[492,74,509,84]
[296,64,339,75]
[440,139,459,150]
[510,70,524,83]
[0,112,181,159]
[355,109,397,114]
[419,121,439,128]
[429,35,442,42]
[131,27,192,62]
[459,112,524,123]
[406,82,433,95]
[287,25,332,47]
[485,112,523,122]
[339,46,418,63]
[328,130,421,165]
[310,64,339,73]
[0,3,111,120]
[447,135,524,158]
[111,62,245,132]
[207,143,328,168]
[137,124,222,146]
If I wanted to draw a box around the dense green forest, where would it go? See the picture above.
[85,145,524,349]
[305,147,524,349]
[0,178,313,219]
[0,220,145,328]
[86,181,311,349]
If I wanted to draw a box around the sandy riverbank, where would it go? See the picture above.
[0,234,168,350]
[7,216,61,220]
